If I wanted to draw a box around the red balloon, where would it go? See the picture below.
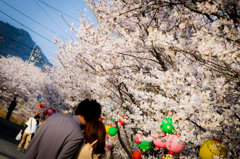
[132,150,143,159]
[52,109,56,113]
[40,103,44,108]
[42,104,46,108]
[43,110,47,115]
[99,117,102,121]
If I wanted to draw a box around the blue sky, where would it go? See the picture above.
[0,0,95,64]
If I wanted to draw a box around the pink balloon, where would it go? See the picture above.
[166,135,185,155]
[106,145,111,151]
[153,133,166,149]
[134,134,143,144]
[109,135,113,140]
[42,104,46,108]
[47,109,53,115]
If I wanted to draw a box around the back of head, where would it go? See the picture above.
[34,115,40,120]
[84,120,106,156]
[75,99,101,123]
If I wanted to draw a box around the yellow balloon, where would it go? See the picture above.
[164,154,174,159]
[62,111,68,115]
[105,125,111,133]
[199,140,228,159]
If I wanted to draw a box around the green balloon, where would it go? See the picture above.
[160,117,175,134]
[139,141,151,152]
[112,118,115,122]
[108,127,118,136]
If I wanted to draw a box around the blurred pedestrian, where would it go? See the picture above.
[30,115,40,139]
[17,115,39,153]
[36,117,44,132]
[5,96,17,121]
[22,98,102,159]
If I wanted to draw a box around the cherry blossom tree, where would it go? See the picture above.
[53,0,240,158]
[42,60,93,114]
[0,56,52,118]
[1,0,240,158]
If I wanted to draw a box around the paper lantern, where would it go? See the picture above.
[40,103,46,108]
[62,111,68,115]
[105,125,111,133]
[43,110,47,116]
[163,154,173,159]
[47,109,53,115]
[166,135,185,155]
[153,133,166,149]
[108,127,118,136]
[106,145,111,151]
[199,139,228,159]
[118,115,126,126]
[139,141,151,152]
[160,117,175,134]
[107,104,114,111]
[109,135,113,140]
[134,134,143,144]
[132,150,143,159]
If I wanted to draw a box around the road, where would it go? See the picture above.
[0,117,24,159]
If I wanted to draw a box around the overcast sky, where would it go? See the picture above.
[0,0,95,64]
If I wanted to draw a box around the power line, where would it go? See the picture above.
[1,42,49,65]
[0,10,54,44]
[34,0,69,37]
[0,34,36,50]
[0,0,68,41]
[38,0,79,22]
[0,43,28,56]
[0,34,50,64]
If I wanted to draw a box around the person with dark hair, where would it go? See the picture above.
[17,115,38,153]
[22,98,102,159]
[5,97,17,121]
[75,120,110,159]
[30,115,40,139]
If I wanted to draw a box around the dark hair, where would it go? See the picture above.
[75,99,101,123]
[34,115,40,120]
[34,115,40,126]
[84,120,106,159]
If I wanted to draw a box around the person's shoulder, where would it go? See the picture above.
[51,114,81,129]
[52,113,64,117]
[76,143,92,159]
[102,151,111,159]
[47,113,69,120]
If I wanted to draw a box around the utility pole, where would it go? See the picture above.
[27,44,43,66]
[33,49,43,66]
[28,44,36,64]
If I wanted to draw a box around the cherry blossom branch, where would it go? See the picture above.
[186,117,206,132]
[115,123,132,158]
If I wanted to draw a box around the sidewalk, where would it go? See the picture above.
[0,117,24,159]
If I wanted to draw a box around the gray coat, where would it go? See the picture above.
[22,113,84,159]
